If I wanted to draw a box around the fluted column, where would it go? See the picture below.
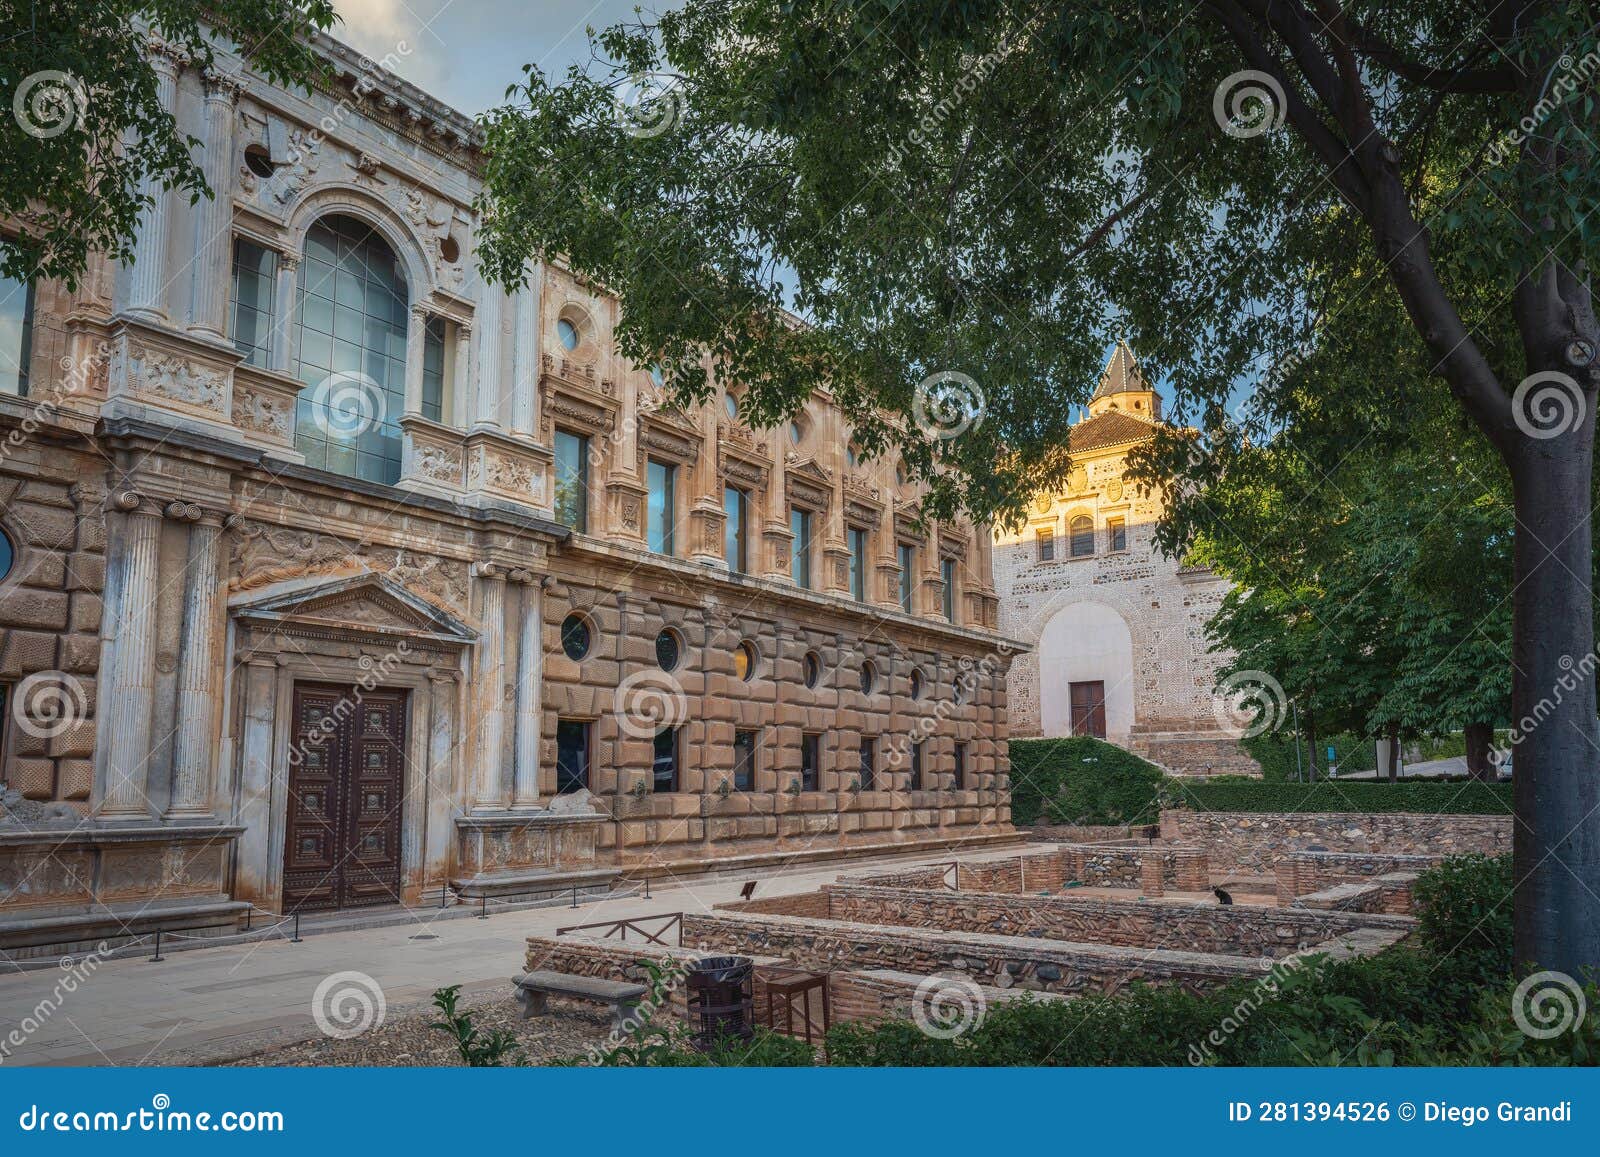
[168,505,225,816]
[510,572,543,807]
[187,71,240,340]
[472,561,508,808]
[511,279,538,434]
[270,254,298,371]
[452,321,473,428]
[97,493,162,818]
[404,305,428,417]
[474,289,503,428]
[125,46,182,321]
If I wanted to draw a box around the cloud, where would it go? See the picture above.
[332,0,451,94]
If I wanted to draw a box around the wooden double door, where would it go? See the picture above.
[281,683,408,913]
[1069,680,1108,739]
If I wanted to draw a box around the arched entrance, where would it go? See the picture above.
[1038,601,1136,741]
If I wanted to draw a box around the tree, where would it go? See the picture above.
[475,3,1600,974]
[1,1,338,287]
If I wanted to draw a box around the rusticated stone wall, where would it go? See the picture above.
[1162,810,1511,872]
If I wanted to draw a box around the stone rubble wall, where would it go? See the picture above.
[1161,810,1511,872]
[681,909,1267,996]
[1275,850,1439,910]
[811,883,1412,958]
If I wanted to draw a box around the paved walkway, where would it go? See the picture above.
[0,844,1034,1067]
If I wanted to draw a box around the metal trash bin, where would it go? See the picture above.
[685,955,754,1050]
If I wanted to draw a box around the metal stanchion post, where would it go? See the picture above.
[478,895,488,920]
[570,885,579,909]
[150,929,164,963]
[291,913,302,944]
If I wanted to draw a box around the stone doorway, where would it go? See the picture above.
[281,682,409,913]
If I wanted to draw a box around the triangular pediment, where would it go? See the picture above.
[229,572,477,643]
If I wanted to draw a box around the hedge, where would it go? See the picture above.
[1165,779,1512,815]
[1008,737,1164,825]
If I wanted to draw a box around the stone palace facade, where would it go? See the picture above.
[993,344,1256,776]
[0,31,1015,957]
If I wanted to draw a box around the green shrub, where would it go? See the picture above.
[1166,779,1511,815]
[1413,854,1513,968]
[1008,737,1164,826]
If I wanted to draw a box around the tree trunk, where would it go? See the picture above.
[1509,437,1600,975]
[1305,711,1318,783]
[1464,722,1496,782]
[1385,721,1400,782]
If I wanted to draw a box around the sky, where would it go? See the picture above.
[330,0,657,116]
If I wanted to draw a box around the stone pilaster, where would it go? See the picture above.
[269,254,298,371]
[472,561,508,808]
[404,305,428,416]
[511,273,539,435]
[125,45,182,321]
[453,319,473,427]
[475,288,503,428]
[168,505,226,816]
[510,571,543,807]
[187,70,241,340]
[96,492,161,818]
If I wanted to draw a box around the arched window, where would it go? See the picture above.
[293,214,409,484]
[1069,515,1095,557]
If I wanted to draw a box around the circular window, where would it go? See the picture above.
[734,639,758,681]
[439,235,461,264]
[846,442,862,468]
[244,144,276,178]
[860,660,877,695]
[954,676,970,705]
[557,318,581,351]
[0,528,13,583]
[909,669,924,700]
[803,651,821,689]
[723,393,739,419]
[560,613,591,661]
[655,628,681,672]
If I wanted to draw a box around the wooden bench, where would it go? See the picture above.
[511,970,650,1031]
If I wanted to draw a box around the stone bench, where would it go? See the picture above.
[512,970,650,1031]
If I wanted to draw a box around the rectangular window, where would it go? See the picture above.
[847,525,868,601]
[420,315,448,423]
[859,737,877,791]
[229,238,276,369]
[647,459,676,555]
[954,742,969,790]
[790,507,812,588]
[723,485,748,573]
[652,726,679,792]
[554,429,589,533]
[733,729,757,791]
[941,556,957,621]
[1037,529,1055,562]
[1108,517,1127,552]
[910,741,925,790]
[800,732,821,792]
[897,542,915,612]
[555,719,590,795]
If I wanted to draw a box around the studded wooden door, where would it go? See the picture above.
[282,684,408,913]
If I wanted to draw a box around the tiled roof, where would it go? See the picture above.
[1068,409,1161,453]
[1090,340,1147,400]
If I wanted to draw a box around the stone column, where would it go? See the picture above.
[510,572,543,807]
[452,321,473,428]
[168,505,225,816]
[404,305,428,417]
[125,46,182,321]
[472,562,508,808]
[423,670,461,893]
[269,254,299,371]
[187,71,240,340]
[233,654,280,905]
[97,493,162,818]
[475,288,503,428]
[511,277,538,435]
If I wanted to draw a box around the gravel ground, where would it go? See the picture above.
[220,988,621,1067]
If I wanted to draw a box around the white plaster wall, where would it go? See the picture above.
[1037,601,1136,740]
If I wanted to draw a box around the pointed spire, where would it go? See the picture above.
[1092,340,1144,400]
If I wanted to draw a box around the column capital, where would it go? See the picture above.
[507,567,537,585]
[164,500,204,523]
[277,251,301,273]
[472,560,505,580]
[111,488,145,513]
[201,68,246,104]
